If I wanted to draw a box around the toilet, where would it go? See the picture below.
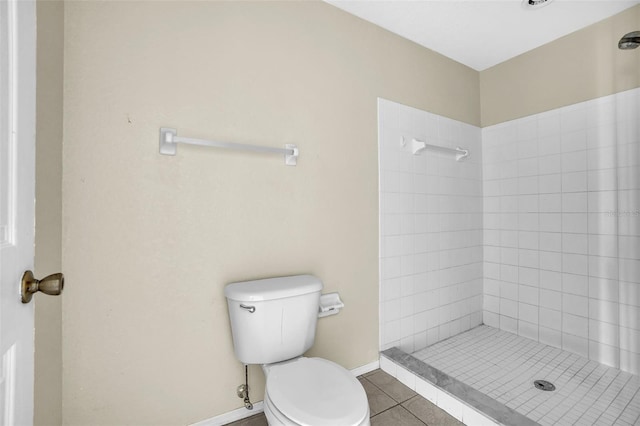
[225,275,370,426]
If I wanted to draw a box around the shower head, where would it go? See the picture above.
[521,0,554,10]
[619,31,640,50]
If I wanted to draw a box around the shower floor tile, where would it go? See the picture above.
[411,325,640,426]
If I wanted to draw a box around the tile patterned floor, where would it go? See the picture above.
[225,369,463,425]
[412,325,640,426]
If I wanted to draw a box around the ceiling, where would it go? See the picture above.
[325,0,640,71]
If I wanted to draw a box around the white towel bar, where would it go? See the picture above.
[408,137,469,161]
[159,128,299,166]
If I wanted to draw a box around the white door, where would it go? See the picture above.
[0,0,36,424]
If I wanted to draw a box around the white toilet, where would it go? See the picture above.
[225,275,371,426]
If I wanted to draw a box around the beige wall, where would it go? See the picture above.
[61,1,478,424]
[48,1,640,424]
[480,4,640,127]
[35,1,64,425]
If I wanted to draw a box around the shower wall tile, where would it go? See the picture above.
[378,98,483,352]
[482,87,640,375]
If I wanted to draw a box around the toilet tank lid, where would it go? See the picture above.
[225,275,323,302]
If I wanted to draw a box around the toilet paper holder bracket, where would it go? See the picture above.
[318,292,344,318]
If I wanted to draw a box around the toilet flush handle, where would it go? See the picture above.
[239,304,255,313]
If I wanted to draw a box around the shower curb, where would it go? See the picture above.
[381,347,541,426]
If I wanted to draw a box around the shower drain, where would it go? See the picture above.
[534,380,556,391]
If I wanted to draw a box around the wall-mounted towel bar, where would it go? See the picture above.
[159,128,299,166]
[404,137,469,161]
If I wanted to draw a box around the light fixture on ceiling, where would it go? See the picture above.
[521,0,555,10]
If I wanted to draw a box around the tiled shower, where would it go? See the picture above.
[378,88,640,424]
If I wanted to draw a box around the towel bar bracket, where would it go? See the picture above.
[159,127,178,156]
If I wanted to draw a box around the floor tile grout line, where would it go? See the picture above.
[569,369,621,425]
[521,357,599,416]
[491,341,553,402]
[363,372,416,405]
[504,350,584,407]
[593,373,632,425]
[501,332,608,424]
[614,383,640,425]
[531,355,604,422]
[471,334,561,398]
[370,402,428,426]
[401,403,430,426]
[364,375,441,426]
[420,329,518,381]
[359,375,399,407]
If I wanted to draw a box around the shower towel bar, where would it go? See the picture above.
[409,137,469,161]
[159,127,299,166]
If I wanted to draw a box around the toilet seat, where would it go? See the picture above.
[265,357,370,426]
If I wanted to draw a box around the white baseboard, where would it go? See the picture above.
[191,401,265,426]
[350,359,380,377]
[193,359,380,426]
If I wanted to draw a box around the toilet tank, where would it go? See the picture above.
[225,275,323,365]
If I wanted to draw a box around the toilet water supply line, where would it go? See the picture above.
[239,365,253,410]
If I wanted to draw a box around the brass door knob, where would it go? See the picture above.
[21,270,64,303]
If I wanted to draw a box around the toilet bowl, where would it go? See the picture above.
[262,357,370,426]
